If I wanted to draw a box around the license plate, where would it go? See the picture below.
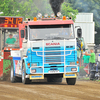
[30,75,44,79]
[48,70,59,73]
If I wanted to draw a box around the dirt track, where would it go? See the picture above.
[0,79,100,100]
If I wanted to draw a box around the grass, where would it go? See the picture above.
[80,66,85,69]
[79,77,90,81]
[82,77,90,80]
[96,79,100,82]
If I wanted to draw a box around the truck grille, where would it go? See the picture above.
[44,46,63,64]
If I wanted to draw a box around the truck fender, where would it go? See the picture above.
[22,57,28,71]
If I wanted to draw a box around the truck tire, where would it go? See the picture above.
[66,78,76,85]
[47,77,62,83]
[89,71,95,80]
[10,59,21,82]
[22,62,30,84]
[10,59,16,83]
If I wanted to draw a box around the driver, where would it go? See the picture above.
[59,26,69,36]
[6,34,16,44]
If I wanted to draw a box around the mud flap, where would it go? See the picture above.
[63,73,77,78]
[30,74,44,80]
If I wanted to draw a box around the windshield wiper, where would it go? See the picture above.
[32,39,43,41]
[52,36,64,39]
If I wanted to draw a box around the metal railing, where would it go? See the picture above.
[31,40,77,74]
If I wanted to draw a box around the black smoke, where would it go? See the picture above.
[49,0,64,17]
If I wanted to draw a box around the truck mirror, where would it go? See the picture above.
[83,48,85,51]
[77,28,82,38]
[21,30,24,38]
[76,38,81,50]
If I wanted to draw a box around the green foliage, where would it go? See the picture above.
[61,2,78,21]
[3,60,11,74]
[0,0,77,20]
[0,0,39,19]
[66,0,100,44]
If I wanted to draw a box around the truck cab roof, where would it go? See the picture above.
[23,19,74,26]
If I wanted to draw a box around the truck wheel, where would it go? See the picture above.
[89,71,95,80]
[10,60,22,83]
[22,62,30,84]
[66,78,76,85]
[47,77,62,83]
[10,59,16,83]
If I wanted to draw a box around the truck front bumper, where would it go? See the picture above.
[25,72,77,80]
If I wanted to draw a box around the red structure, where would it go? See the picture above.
[0,16,23,77]
[0,59,3,77]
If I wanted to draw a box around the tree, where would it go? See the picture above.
[66,0,100,44]
[0,0,39,19]
[61,2,78,21]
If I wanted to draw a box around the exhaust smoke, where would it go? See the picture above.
[49,0,64,17]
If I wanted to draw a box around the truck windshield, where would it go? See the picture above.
[29,24,75,40]
[2,29,19,48]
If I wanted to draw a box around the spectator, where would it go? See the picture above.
[82,51,90,67]
[85,49,96,72]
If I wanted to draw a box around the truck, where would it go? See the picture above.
[2,13,83,85]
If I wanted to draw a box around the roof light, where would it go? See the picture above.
[26,18,28,21]
[28,18,30,21]
[69,17,72,20]
[63,16,66,20]
[44,13,48,18]
[33,17,37,21]
[26,18,30,21]
[66,17,69,20]
[57,12,62,17]
[51,13,55,18]
[37,13,42,18]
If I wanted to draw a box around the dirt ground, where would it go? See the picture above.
[0,79,100,100]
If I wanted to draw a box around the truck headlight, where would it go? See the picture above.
[71,68,77,71]
[31,69,36,73]
[44,13,48,18]
[70,62,75,65]
[37,13,42,18]
[57,12,62,17]
[51,13,55,18]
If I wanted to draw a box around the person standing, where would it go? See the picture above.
[82,51,90,67]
